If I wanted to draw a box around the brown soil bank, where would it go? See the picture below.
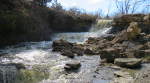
[0,0,96,47]
[110,14,150,34]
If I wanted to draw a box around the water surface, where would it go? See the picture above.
[0,20,113,83]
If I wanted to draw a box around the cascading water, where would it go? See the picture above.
[90,19,112,32]
[52,19,112,43]
[0,65,17,83]
[0,20,113,83]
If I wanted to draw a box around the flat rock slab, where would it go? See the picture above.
[114,71,131,78]
[111,71,134,83]
[114,58,142,68]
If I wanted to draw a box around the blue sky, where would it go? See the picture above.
[48,0,150,15]
[57,0,115,14]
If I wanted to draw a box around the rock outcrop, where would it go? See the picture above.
[110,14,150,34]
[111,22,141,44]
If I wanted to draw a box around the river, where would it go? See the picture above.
[0,20,114,83]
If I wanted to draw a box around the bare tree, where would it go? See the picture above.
[141,0,150,14]
[115,0,145,14]
[51,0,63,10]
[95,9,104,18]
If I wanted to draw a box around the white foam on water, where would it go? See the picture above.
[52,27,111,44]
[0,19,113,83]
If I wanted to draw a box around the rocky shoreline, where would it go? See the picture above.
[52,14,150,83]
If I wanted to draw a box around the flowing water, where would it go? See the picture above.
[0,20,113,83]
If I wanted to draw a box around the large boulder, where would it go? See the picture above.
[52,39,73,52]
[64,61,81,71]
[61,50,75,58]
[114,58,142,68]
[100,48,121,63]
[52,39,84,56]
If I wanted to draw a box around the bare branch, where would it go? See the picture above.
[114,0,147,15]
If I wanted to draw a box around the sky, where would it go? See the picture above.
[57,0,115,15]
[48,0,150,15]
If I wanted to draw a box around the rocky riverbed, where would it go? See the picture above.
[0,26,113,83]
[0,14,149,83]
[52,14,150,83]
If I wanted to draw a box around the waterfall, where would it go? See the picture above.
[51,19,112,43]
[90,19,112,32]
[82,19,112,38]
[0,65,17,83]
